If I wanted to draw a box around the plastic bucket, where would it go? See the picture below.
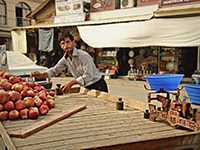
[144,74,184,91]
[183,84,200,104]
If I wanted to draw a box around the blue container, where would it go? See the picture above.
[183,84,200,104]
[145,74,184,91]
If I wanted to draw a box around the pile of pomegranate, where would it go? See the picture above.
[0,71,55,120]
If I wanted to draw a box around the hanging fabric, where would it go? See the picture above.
[11,29,27,53]
[38,28,54,52]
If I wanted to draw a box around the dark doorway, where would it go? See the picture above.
[117,48,130,75]
[178,47,197,77]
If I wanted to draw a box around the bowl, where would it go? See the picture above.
[183,84,200,104]
[144,74,184,91]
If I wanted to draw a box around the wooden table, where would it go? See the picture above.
[1,87,200,150]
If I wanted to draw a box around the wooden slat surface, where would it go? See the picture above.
[0,122,16,150]
[1,92,200,150]
[9,105,86,138]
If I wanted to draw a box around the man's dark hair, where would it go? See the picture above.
[58,32,74,43]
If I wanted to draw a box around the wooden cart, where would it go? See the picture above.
[1,87,200,150]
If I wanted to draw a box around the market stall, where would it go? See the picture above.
[1,87,200,150]
[11,0,200,80]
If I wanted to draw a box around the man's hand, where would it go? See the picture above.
[30,71,48,79]
[60,80,79,93]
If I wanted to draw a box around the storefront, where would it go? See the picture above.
[77,3,200,81]
[11,0,200,81]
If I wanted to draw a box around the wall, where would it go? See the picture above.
[34,0,55,24]
[5,0,45,27]
[0,0,45,51]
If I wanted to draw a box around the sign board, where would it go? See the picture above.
[0,45,9,72]
[54,13,85,24]
[137,0,159,6]
[160,0,200,7]
[91,0,116,12]
[55,0,83,16]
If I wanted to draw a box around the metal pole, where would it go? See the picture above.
[197,46,200,70]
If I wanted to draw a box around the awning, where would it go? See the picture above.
[155,3,200,17]
[11,15,153,30]
[78,15,200,47]
[12,5,158,30]
[11,4,200,48]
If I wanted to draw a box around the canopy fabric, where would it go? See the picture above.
[78,15,200,48]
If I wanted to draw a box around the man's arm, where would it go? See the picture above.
[30,71,48,79]
[60,79,80,93]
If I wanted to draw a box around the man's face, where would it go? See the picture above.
[60,37,75,53]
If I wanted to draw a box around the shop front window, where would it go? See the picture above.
[97,56,117,69]
[96,48,118,69]
[96,48,119,77]
[133,47,158,75]
[159,47,177,74]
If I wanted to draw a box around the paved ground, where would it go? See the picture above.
[50,76,191,107]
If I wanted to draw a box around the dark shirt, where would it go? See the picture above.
[51,52,61,67]
[43,53,51,68]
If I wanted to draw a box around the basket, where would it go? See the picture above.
[183,84,200,104]
[144,74,184,91]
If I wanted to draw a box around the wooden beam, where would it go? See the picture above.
[9,105,86,138]
[79,87,149,111]
[0,122,16,150]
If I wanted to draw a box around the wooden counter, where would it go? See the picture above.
[0,87,200,150]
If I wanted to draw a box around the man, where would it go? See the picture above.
[50,50,61,67]
[30,32,108,93]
